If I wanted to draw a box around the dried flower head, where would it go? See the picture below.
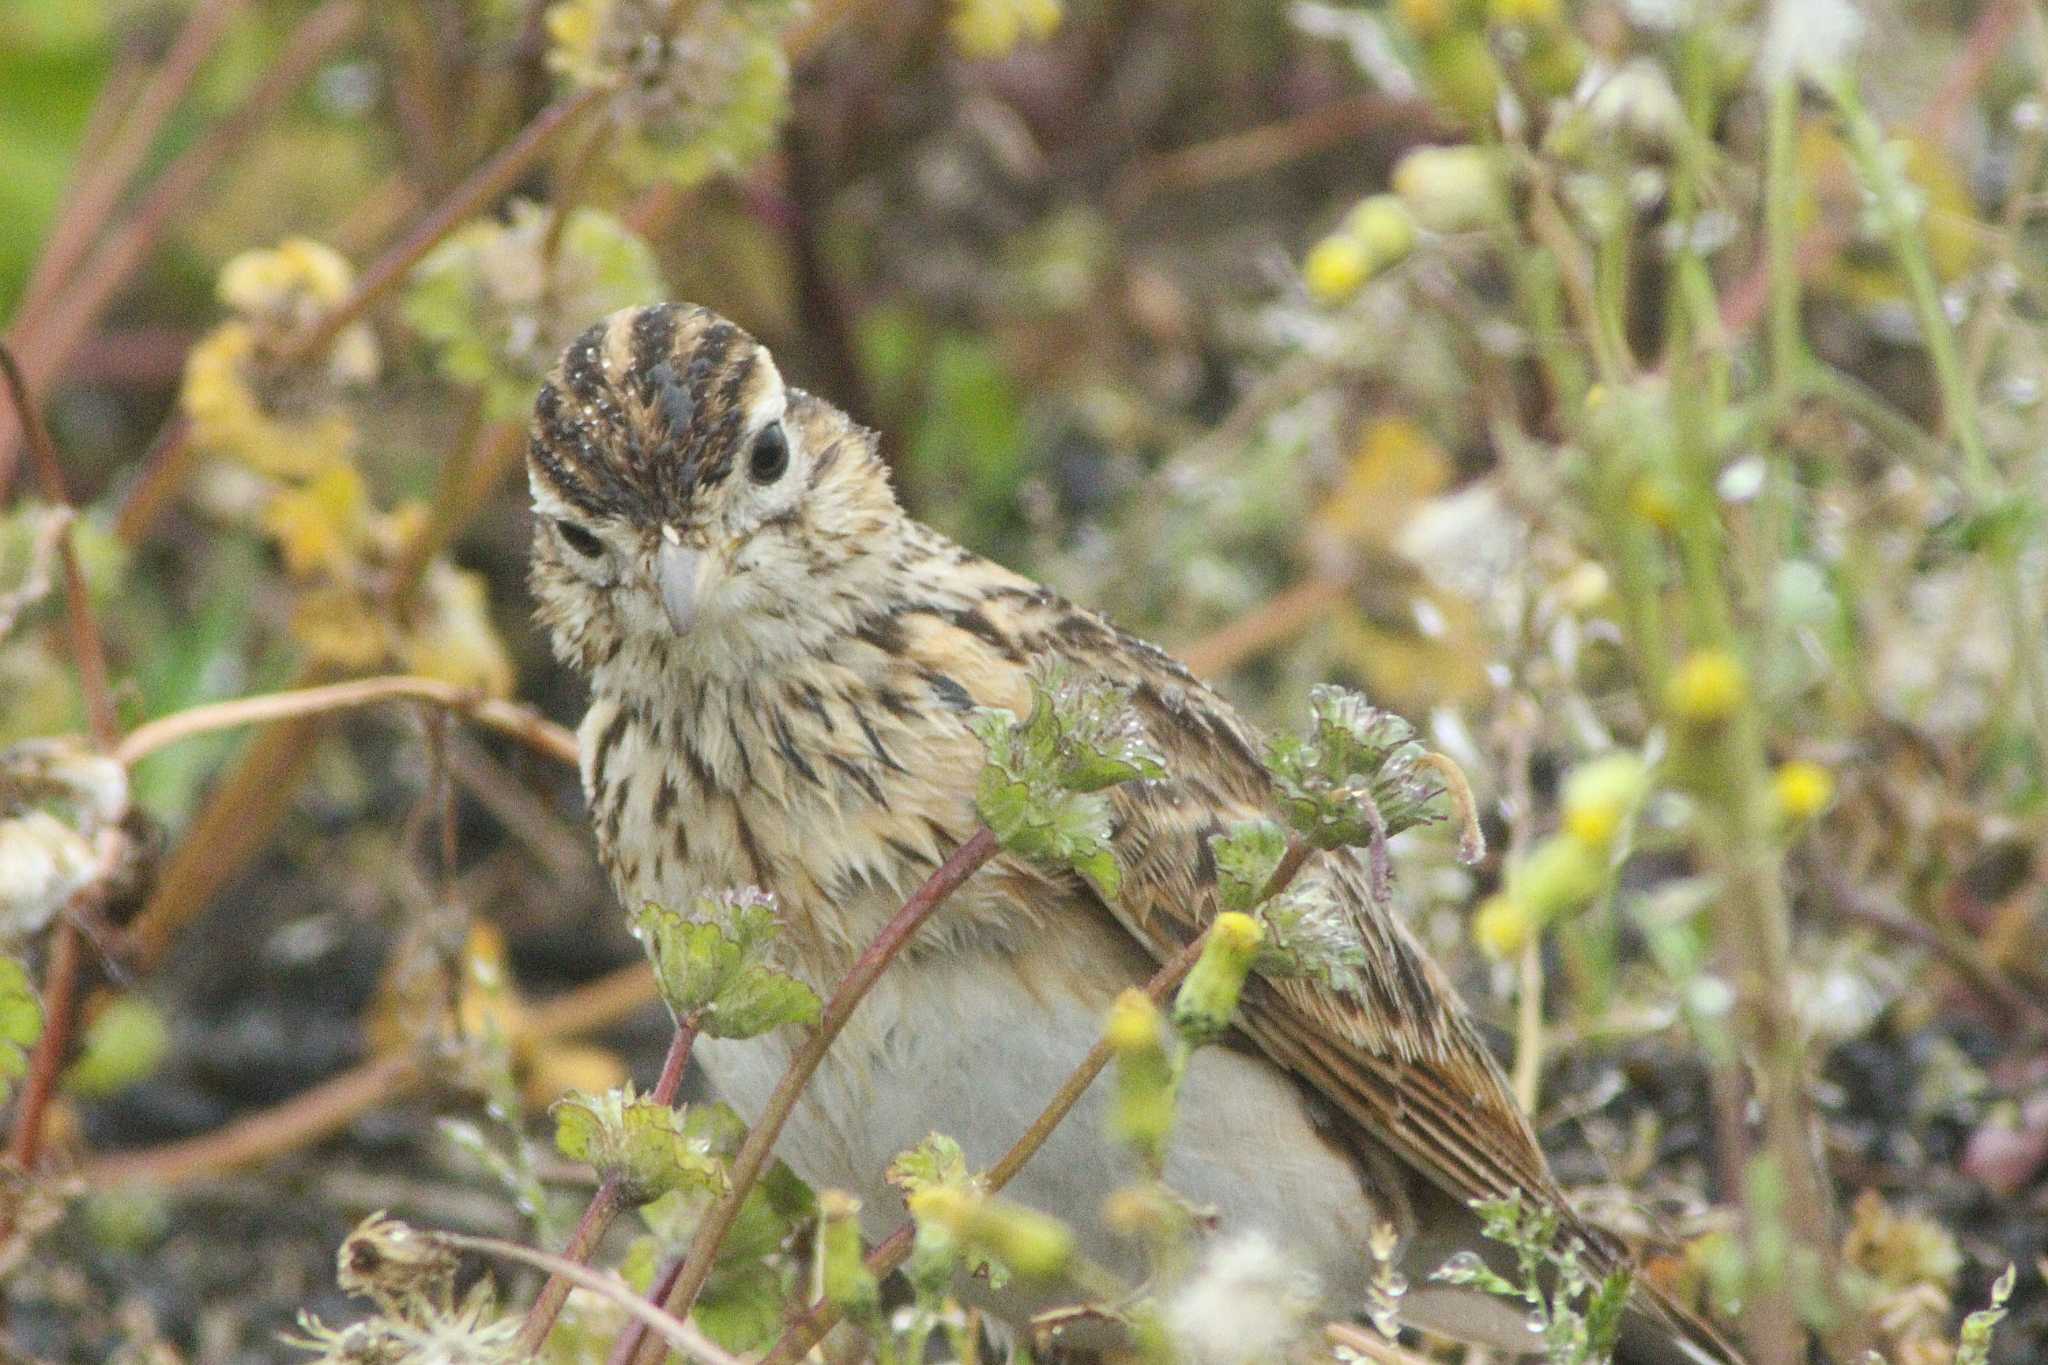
[182,238,377,480]
[546,0,792,186]
[406,202,662,420]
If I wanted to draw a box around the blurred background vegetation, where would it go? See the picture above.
[1,0,2046,1360]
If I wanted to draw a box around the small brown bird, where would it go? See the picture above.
[527,303,1741,1363]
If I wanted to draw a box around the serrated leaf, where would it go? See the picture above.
[887,1133,974,1196]
[1265,685,1446,850]
[551,1086,725,1205]
[635,891,821,1038]
[1209,820,1288,912]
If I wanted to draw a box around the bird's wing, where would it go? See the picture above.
[918,562,1744,1363]
[962,583,1566,1218]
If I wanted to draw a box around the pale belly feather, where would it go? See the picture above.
[691,918,1384,1322]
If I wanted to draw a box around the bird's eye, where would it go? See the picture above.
[749,422,789,485]
[556,519,605,559]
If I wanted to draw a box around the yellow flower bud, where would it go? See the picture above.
[1172,913,1264,1045]
[1559,753,1649,852]
[1395,0,1460,39]
[1512,836,1605,924]
[1391,144,1506,234]
[1666,649,1747,724]
[971,1201,1076,1280]
[1303,233,1373,304]
[819,1190,879,1315]
[1771,761,1834,822]
[1472,893,1532,960]
[914,1187,1075,1281]
[1342,195,1418,271]
[1109,988,1178,1167]
[1105,987,1164,1055]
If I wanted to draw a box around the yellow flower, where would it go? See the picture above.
[1105,986,1165,1055]
[1303,233,1372,304]
[1472,893,1531,960]
[182,324,358,480]
[1560,752,1649,852]
[543,0,604,82]
[1772,761,1835,822]
[262,461,371,578]
[1341,195,1418,271]
[218,237,354,320]
[290,584,389,670]
[1665,649,1747,723]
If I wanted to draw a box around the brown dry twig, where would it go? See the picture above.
[0,346,125,1204]
[14,0,255,326]
[115,675,578,770]
[83,960,659,1187]
[0,0,368,496]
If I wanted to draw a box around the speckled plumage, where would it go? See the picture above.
[527,303,1742,1364]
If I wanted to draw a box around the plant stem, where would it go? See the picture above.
[0,0,367,496]
[0,347,122,1218]
[433,1229,739,1365]
[635,828,1001,1347]
[518,1016,702,1354]
[116,674,578,769]
[276,86,605,371]
[14,0,253,325]
[84,961,659,1186]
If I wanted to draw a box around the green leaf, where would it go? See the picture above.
[550,1086,725,1205]
[1209,819,1288,912]
[62,994,168,1098]
[634,891,821,1038]
[886,1133,974,1198]
[1265,685,1444,851]
[969,665,1163,901]
[0,956,41,1104]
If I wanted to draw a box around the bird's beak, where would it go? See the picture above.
[655,537,710,636]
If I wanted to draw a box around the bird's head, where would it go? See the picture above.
[527,303,897,675]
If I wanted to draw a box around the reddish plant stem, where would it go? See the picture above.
[276,85,605,371]
[618,827,1002,1365]
[113,416,196,545]
[85,961,658,1187]
[16,0,253,325]
[6,918,84,1180]
[518,1015,702,1354]
[0,348,122,1212]
[0,0,367,496]
[607,1252,690,1365]
[0,349,117,749]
